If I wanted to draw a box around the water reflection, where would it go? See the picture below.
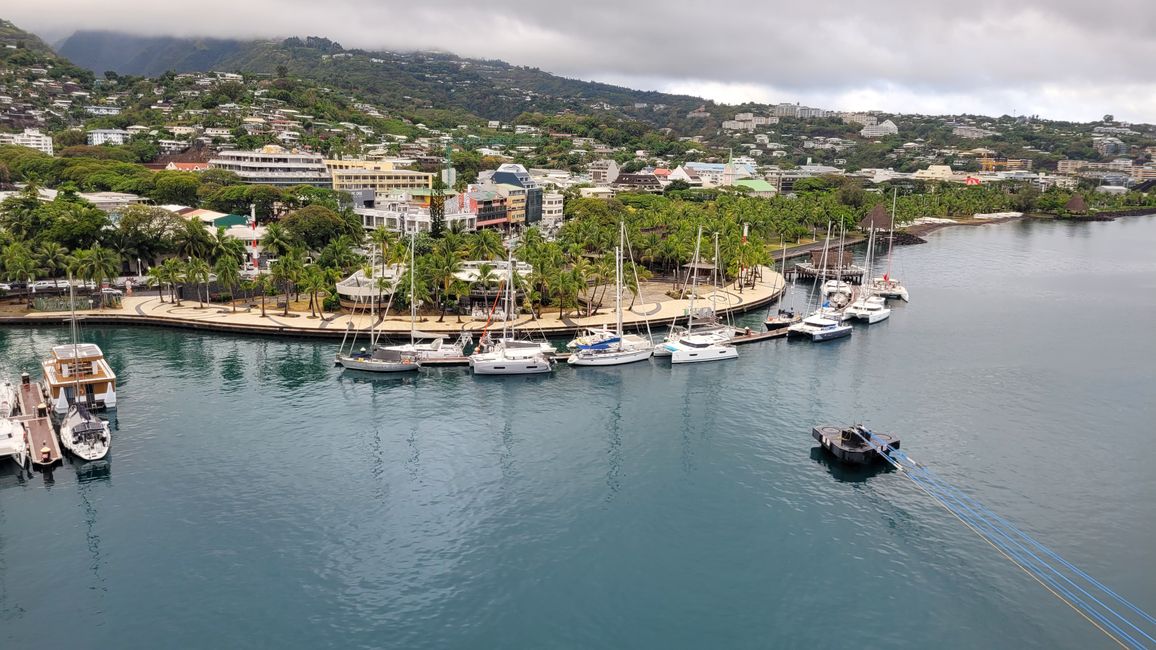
[808,446,894,483]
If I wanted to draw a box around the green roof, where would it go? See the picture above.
[734,179,776,192]
[214,214,249,228]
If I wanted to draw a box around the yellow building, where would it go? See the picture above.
[324,159,404,172]
[493,184,527,225]
[331,169,434,193]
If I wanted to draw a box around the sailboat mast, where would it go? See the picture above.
[69,274,80,406]
[409,230,416,347]
[616,222,624,340]
[886,187,897,279]
[688,225,703,330]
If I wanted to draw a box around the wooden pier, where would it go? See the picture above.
[12,374,62,466]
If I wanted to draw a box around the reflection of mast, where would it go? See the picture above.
[76,467,110,594]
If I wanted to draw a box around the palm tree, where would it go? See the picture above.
[37,242,69,288]
[270,254,305,317]
[185,258,212,308]
[214,255,242,312]
[146,265,168,303]
[299,264,334,319]
[260,222,294,260]
[208,226,246,265]
[159,258,185,306]
[447,278,470,323]
[429,248,464,322]
[252,274,269,317]
[72,245,120,309]
[174,219,212,260]
[467,229,505,261]
[3,243,40,309]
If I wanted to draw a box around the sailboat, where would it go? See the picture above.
[383,231,472,360]
[657,228,738,363]
[870,188,910,302]
[654,227,741,357]
[569,224,653,366]
[0,379,16,418]
[845,226,892,324]
[57,279,111,461]
[469,248,555,375]
[764,235,801,331]
[0,417,29,470]
[335,238,420,373]
[789,224,853,343]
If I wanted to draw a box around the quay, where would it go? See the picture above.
[0,268,789,340]
[11,373,61,467]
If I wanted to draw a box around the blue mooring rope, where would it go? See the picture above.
[852,426,1155,650]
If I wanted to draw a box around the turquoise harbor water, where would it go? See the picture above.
[2,216,1155,649]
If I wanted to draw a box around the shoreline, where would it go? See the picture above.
[0,268,788,340]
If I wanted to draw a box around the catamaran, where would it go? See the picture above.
[789,223,852,342]
[654,227,741,357]
[470,249,555,375]
[870,188,910,302]
[845,226,892,324]
[569,224,653,366]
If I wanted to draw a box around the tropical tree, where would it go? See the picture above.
[260,221,294,259]
[208,226,246,265]
[214,255,242,312]
[37,242,69,287]
[174,218,212,260]
[184,257,212,308]
[467,229,505,261]
[300,264,333,319]
[252,273,269,317]
[159,258,185,306]
[146,265,168,303]
[2,242,40,308]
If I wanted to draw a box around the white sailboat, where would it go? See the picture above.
[470,249,555,375]
[569,224,653,366]
[789,223,852,343]
[0,379,16,418]
[57,280,111,461]
[845,226,892,324]
[656,228,738,363]
[871,188,910,302]
[654,227,741,357]
[0,417,29,469]
[383,231,472,360]
[336,237,420,373]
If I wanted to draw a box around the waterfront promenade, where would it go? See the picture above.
[0,268,786,339]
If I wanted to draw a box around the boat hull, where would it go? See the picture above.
[812,326,853,342]
[669,345,738,364]
[470,354,554,375]
[567,347,653,366]
[336,355,420,373]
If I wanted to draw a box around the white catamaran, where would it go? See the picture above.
[870,188,910,302]
[845,226,892,324]
[469,249,555,375]
[789,224,853,343]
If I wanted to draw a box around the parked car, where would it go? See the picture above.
[30,280,58,293]
[100,287,124,297]
[0,283,11,292]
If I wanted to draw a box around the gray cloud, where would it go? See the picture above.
[8,0,1156,121]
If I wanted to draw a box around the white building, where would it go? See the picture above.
[953,125,999,139]
[84,105,121,116]
[0,128,53,155]
[860,119,899,138]
[87,129,133,146]
[209,145,331,187]
[542,192,564,227]
[354,195,476,233]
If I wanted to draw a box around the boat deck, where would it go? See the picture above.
[12,378,62,466]
[730,328,789,345]
[812,425,900,465]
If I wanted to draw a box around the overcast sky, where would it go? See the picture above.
[9,0,1156,123]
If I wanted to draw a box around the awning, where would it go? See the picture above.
[476,218,509,227]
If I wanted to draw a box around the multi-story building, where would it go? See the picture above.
[1057,159,1134,175]
[331,168,434,193]
[542,192,564,226]
[841,113,877,127]
[487,163,542,225]
[588,159,620,185]
[84,105,121,116]
[87,128,132,146]
[978,157,1033,172]
[610,173,663,193]
[493,184,527,226]
[208,145,332,187]
[354,195,475,233]
[0,128,53,155]
[1093,136,1127,156]
[860,120,899,138]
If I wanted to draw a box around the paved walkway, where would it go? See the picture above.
[1,269,785,337]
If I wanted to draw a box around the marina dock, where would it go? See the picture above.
[12,374,61,466]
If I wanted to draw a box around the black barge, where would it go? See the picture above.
[812,424,900,465]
